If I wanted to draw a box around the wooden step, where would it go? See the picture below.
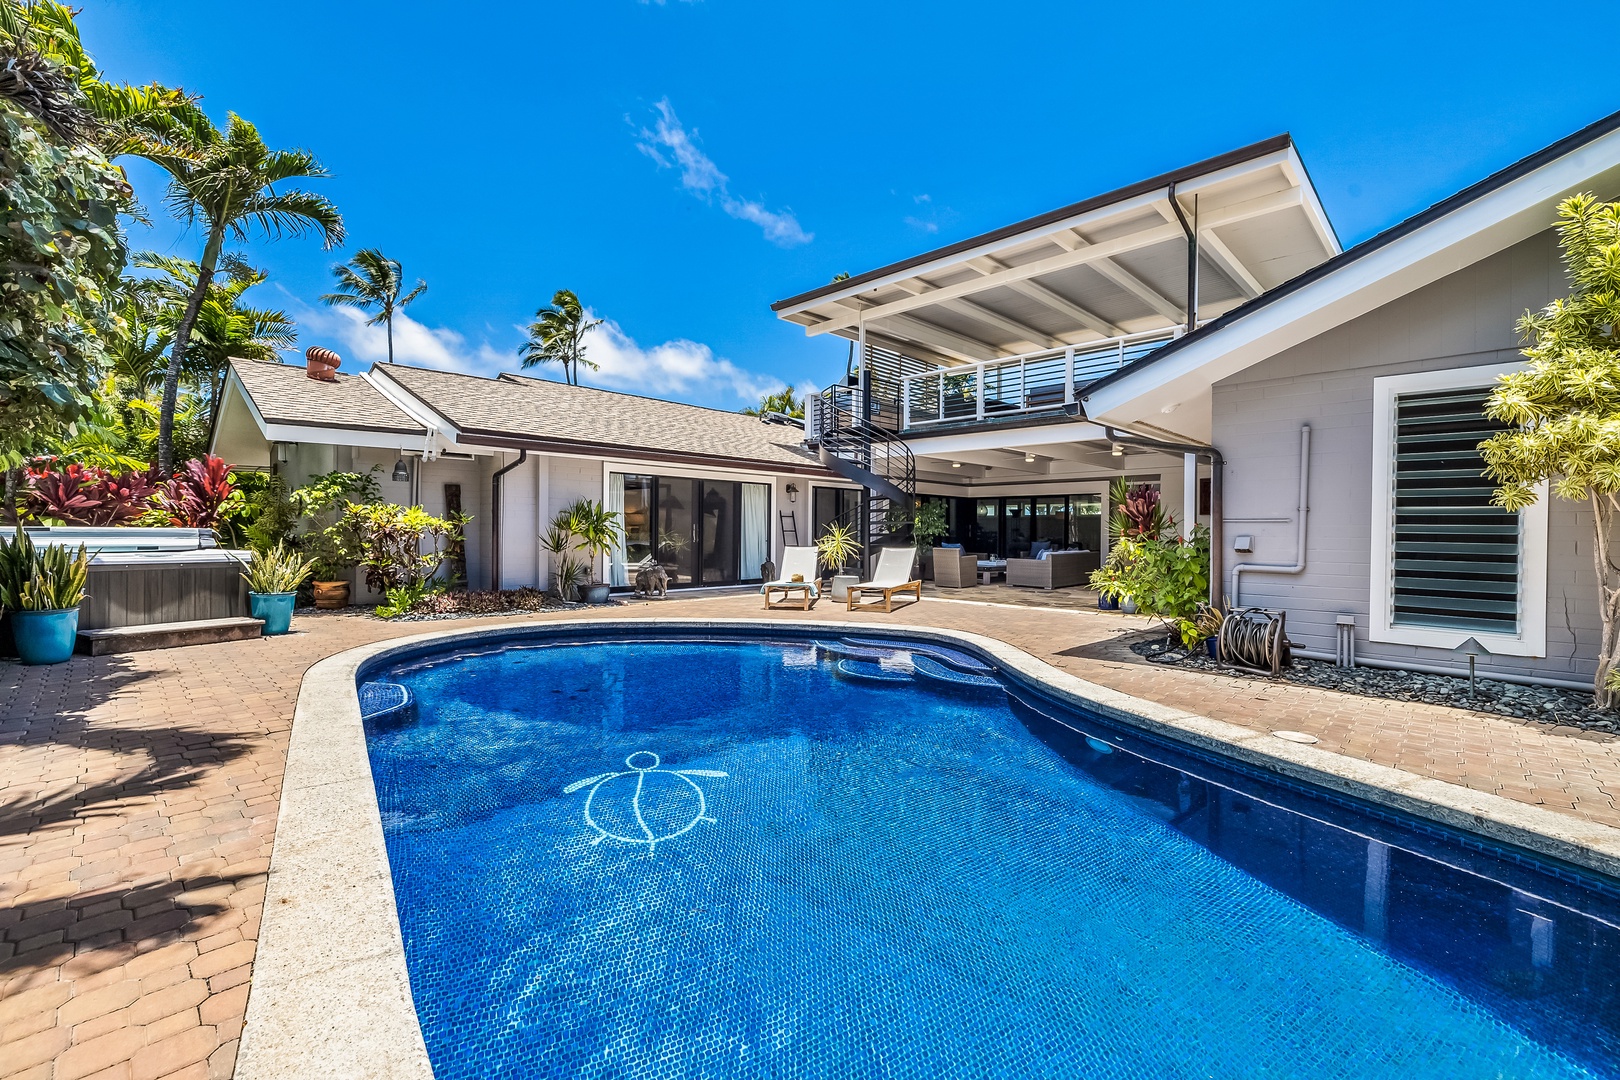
[76,617,264,656]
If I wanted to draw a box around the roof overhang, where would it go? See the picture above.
[1081,111,1620,442]
[773,136,1339,366]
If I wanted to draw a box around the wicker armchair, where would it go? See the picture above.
[1005,549,1099,590]
[932,549,981,588]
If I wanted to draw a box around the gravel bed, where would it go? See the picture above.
[1130,634,1617,734]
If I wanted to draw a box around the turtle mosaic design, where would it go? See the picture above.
[563,752,727,855]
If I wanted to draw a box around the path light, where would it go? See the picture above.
[1454,636,1490,698]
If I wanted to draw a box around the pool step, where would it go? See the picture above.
[834,659,914,684]
[910,655,1003,692]
[842,637,994,674]
[816,639,913,669]
[360,681,415,724]
[75,616,264,656]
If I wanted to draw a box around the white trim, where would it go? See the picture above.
[1368,364,1547,657]
[1084,125,1620,426]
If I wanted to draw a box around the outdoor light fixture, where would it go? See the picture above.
[1111,443,1124,457]
[392,456,410,482]
[951,461,962,468]
[1024,453,1036,463]
[785,482,799,503]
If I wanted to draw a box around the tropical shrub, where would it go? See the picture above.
[0,527,89,611]
[815,520,861,574]
[1108,476,1174,540]
[1091,527,1211,646]
[20,458,158,525]
[341,502,452,593]
[885,499,949,552]
[155,455,237,528]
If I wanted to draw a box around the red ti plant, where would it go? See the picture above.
[23,459,161,526]
[156,455,237,528]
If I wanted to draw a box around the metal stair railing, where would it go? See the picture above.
[814,384,917,562]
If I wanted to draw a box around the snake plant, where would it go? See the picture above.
[0,528,90,612]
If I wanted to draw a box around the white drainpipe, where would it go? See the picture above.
[1231,424,1310,607]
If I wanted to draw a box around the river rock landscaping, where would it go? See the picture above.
[1131,634,1616,734]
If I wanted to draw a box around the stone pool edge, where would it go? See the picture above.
[238,617,1620,1079]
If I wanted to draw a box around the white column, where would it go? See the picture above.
[534,455,550,590]
[1183,453,1198,534]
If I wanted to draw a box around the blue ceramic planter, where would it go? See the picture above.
[249,591,297,636]
[12,608,79,665]
[1097,595,1120,611]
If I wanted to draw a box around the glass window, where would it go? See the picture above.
[1068,494,1102,553]
[1033,497,1067,547]
[972,499,1000,556]
[1003,499,1034,557]
[619,475,655,568]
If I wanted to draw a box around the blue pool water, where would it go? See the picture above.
[363,633,1620,1079]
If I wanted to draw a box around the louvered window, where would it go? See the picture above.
[1390,387,1518,634]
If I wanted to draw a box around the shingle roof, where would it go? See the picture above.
[374,363,827,472]
[232,359,427,435]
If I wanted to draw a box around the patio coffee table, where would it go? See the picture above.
[976,558,1007,585]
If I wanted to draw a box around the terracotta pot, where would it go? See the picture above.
[312,580,351,610]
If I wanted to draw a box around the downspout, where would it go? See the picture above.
[1230,425,1310,606]
[1103,426,1224,608]
[489,449,528,591]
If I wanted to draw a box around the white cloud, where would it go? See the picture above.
[904,216,940,234]
[584,313,785,405]
[635,98,812,247]
[285,292,791,409]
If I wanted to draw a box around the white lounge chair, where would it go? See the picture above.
[762,546,820,610]
[846,547,922,613]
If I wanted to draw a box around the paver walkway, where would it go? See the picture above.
[3,591,1619,1078]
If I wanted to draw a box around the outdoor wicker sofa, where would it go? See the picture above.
[1005,549,1099,590]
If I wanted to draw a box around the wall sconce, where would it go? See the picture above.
[785,482,799,504]
[392,456,410,482]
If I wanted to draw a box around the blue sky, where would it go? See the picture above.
[88,0,1616,409]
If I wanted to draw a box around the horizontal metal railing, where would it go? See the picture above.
[899,327,1181,429]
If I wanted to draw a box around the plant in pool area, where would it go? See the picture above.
[237,542,314,595]
[885,499,949,553]
[815,520,861,576]
[154,455,239,528]
[375,580,441,618]
[340,502,453,594]
[541,499,623,600]
[1481,192,1620,707]
[20,458,159,525]
[0,527,89,611]
[1091,527,1210,644]
[1108,476,1173,541]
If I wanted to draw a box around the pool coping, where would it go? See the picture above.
[236,617,1620,1079]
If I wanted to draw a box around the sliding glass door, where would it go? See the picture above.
[611,473,769,589]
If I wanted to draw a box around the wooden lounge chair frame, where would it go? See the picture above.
[846,548,923,613]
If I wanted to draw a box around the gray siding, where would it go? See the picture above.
[1212,230,1599,682]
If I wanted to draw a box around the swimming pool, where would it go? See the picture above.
[361,630,1620,1079]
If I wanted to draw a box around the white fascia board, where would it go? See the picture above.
[1083,127,1620,426]
[903,421,1109,458]
[777,189,1170,323]
[261,423,429,453]
[363,368,464,440]
[1281,144,1343,256]
[216,368,267,440]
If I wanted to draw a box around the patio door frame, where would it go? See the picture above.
[602,460,776,590]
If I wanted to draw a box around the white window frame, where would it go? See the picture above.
[1369,363,1547,656]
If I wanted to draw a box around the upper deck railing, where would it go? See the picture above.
[898,327,1181,430]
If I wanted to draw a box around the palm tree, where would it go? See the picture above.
[518,289,601,386]
[319,249,425,364]
[742,389,804,418]
[151,112,343,472]
[135,253,297,428]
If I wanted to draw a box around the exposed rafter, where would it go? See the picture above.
[966,254,1123,337]
[942,297,1063,350]
[1197,228,1264,298]
[1050,230,1183,322]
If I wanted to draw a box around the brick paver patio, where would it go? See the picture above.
[4,591,1620,1078]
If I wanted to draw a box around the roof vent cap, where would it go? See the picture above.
[305,346,341,381]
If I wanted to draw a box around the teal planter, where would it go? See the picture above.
[11,608,80,665]
[249,591,297,636]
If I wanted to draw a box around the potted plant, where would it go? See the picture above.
[1192,604,1226,659]
[816,521,862,602]
[0,528,89,665]
[306,522,358,609]
[240,543,315,636]
[542,499,624,604]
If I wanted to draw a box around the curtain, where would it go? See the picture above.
[740,483,769,582]
[607,473,628,587]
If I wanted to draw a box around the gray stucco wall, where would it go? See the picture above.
[1212,229,1599,683]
